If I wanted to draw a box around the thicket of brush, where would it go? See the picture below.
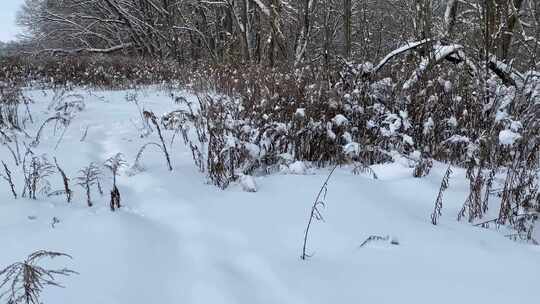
[0,55,190,88]
[161,59,538,244]
[0,51,538,243]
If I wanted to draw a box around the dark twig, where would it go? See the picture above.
[54,157,72,203]
[143,110,172,171]
[301,165,338,260]
[431,165,452,225]
[1,161,17,199]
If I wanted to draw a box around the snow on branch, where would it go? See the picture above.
[367,37,523,88]
[487,56,524,87]
[402,43,464,90]
[252,0,271,17]
[372,39,432,74]
[36,43,133,56]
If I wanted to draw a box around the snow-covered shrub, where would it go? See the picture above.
[158,60,540,243]
[0,81,25,130]
[162,67,357,188]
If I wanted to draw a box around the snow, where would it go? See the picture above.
[239,174,257,193]
[402,134,414,146]
[423,117,434,134]
[403,43,463,90]
[286,160,309,175]
[443,134,470,144]
[343,142,361,157]
[332,114,349,126]
[499,129,521,146]
[434,44,463,62]
[294,108,306,118]
[252,0,271,17]
[373,39,431,73]
[0,87,539,304]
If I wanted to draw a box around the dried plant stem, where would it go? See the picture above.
[144,111,172,171]
[54,157,72,203]
[1,161,17,199]
[31,115,68,147]
[133,142,166,169]
[110,186,121,211]
[4,143,20,166]
[431,165,452,225]
[301,165,338,260]
[80,125,89,142]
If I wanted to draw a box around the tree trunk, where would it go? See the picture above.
[295,0,313,66]
[343,0,352,59]
[498,0,524,61]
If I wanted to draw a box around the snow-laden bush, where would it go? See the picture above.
[0,81,26,130]
[159,63,539,243]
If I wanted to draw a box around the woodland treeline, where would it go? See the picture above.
[10,0,539,70]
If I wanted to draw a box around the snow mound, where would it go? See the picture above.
[499,129,521,146]
[239,175,258,192]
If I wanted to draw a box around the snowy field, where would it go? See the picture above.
[1,87,539,304]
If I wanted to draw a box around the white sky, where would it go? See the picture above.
[0,0,25,42]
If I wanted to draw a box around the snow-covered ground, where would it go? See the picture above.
[1,87,538,304]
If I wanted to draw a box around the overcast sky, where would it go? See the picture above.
[0,0,25,42]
